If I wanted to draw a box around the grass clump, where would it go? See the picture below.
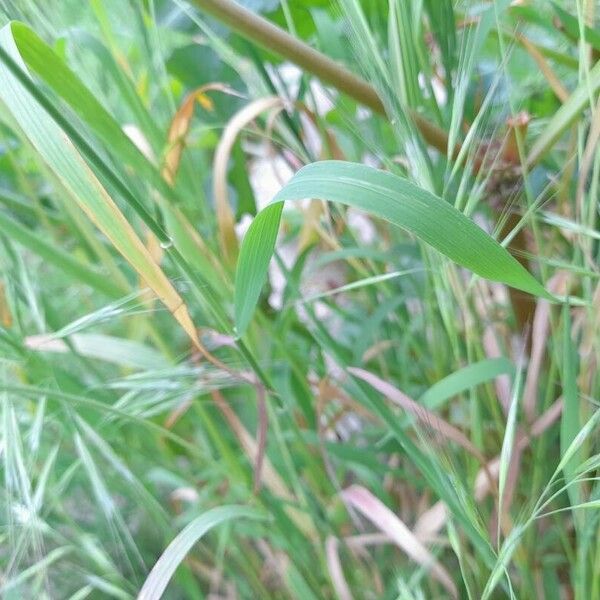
[0,0,598,598]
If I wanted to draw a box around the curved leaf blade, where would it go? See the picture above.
[137,505,264,600]
[234,160,553,335]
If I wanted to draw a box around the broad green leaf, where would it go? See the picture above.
[137,506,264,600]
[234,161,553,335]
[0,23,201,348]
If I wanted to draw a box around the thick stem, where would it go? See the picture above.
[192,0,452,155]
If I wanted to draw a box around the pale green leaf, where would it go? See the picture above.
[8,22,175,202]
[527,60,600,166]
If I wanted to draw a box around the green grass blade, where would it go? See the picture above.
[297,268,422,305]
[0,211,125,298]
[137,506,264,600]
[26,333,167,370]
[482,524,526,600]
[549,408,600,490]
[0,23,201,347]
[419,357,515,410]
[9,22,176,203]
[497,365,523,543]
[527,59,600,167]
[1,547,72,594]
[560,303,582,510]
[551,3,600,52]
[423,0,455,89]
[234,160,553,335]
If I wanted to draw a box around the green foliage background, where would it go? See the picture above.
[0,0,598,598]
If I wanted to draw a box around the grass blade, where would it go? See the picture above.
[8,21,175,203]
[349,366,486,463]
[560,303,582,510]
[25,333,166,370]
[0,23,201,348]
[235,160,553,335]
[213,96,284,262]
[0,210,125,299]
[420,358,515,410]
[497,364,523,542]
[137,505,264,600]
[527,60,600,167]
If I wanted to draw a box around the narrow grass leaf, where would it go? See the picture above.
[0,24,201,348]
[298,269,422,305]
[349,367,486,462]
[422,0,456,88]
[419,358,515,410]
[497,365,523,541]
[551,2,600,51]
[213,96,284,262]
[559,303,581,509]
[447,520,475,600]
[8,22,175,202]
[25,333,167,371]
[1,547,72,593]
[137,506,263,600]
[0,211,124,299]
[325,536,353,600]
[3,384,199,454]
[165,83,241,185]
[235,161,553,335]
[482,524,526,600]
[538,500,600,519]
[527,59,600,167]
[517,34,569,102]
[552,408,600,489]
[414,399,564,542]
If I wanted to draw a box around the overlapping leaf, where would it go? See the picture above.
[0,23,200,346]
